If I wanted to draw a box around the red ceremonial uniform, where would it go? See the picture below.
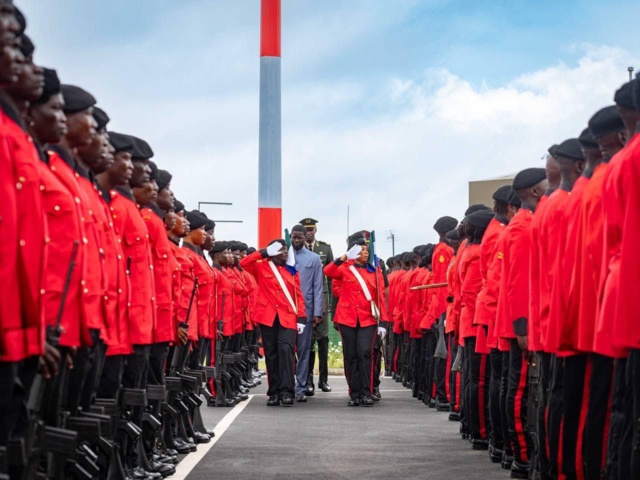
[41,151,91,348]
[227,267,249,334]
[495,208,533,341]
[191,249,214,339]
[142,206,177,343]
[528,195,550,352]
[486,230,509,350]
[109,188,156,345]
[216,267,236,337]
[410,268,431,338]
[459,244,482,340]
[174,244,198,341]
[239,251,306,329]
[475,217,507,327]
[453,240,469,345]
[324,260,387,328]
[4,114,47,360]
[392,270,409,334]
[425,242,453,329]
[598,134,640,354]
[445,256,459,335]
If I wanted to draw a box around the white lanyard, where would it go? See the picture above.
[268,261,298,315]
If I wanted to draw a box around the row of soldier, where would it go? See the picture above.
[0,3,291,479]
[383,77,640,480]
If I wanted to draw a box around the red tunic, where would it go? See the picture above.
[495,208,533,341]
[227,267,249,334]
[550,177,588,354]
[386,270,401,325]
[391,270,408,334]
[459,244,482,340]
[324,260,387,328]
[409,268,430,338]
[174,244,198,341]
[242,270,258,331]
[240,251,306,329]
[453,240,469,344]
[425,242,453,328]
[394,270,411,332]
[445,256,458,335]
[109,189,156,345]
[486,230,508,350]
[142,207,177,343]
[167,241,182,339]
[617,138,640,349]
[6,115,46,359]
[190,248,214,339]
[215,266,235,337]
[42,152,92,348]
[475,217,507,327]
[597,134,640,354]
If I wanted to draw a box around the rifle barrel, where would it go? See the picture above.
[410,282,448,291]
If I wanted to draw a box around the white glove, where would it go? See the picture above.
[346,244,362,260]
[377,326,387,339]
[297,323,306,335]
[266,241,284,257]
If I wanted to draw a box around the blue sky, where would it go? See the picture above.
[18,1,639,254]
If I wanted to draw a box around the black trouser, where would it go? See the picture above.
[188,338,210,370]
[506,339,531,466]
[605,358,631,480]
[418,334,428,393]
[547,354,564,478]
[450,337,462,413]
[500,349,512,456]
[562,354,588,480]
[98,354,126,398]
[583,354,613,480]
[409,338,420,387]
[422,329,437,401]
[79,337,107,411]
[461,342,470,435]
[373,335,383,389]
[261,316,296,397]
[533,352,551,478]
[64,329,101,415]
[466,337,491,441]
[629,350,640,479]
[489,349,504,451]
[123,344,151,390]
[339,323,376,399]
[434,331,449,404]
[308,336,329,386]
[0,362,18,448]
[148,342,170,385]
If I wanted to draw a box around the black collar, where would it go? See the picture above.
[46,144,77,171]
[182,242,201,255]
[115,185,136,202]
[495,213,510,226]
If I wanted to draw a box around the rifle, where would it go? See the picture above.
[410,282,448,291]
[24,241,87,479]
[169,278,198,377]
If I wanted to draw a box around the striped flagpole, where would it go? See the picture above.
[258,0,282,247]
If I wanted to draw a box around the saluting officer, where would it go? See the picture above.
[300,217,334,394]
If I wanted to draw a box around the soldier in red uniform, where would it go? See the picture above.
[240,240,306,407]
[498,167,548,479]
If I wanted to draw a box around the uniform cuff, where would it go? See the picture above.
[334,259,344,266]
[513,317,528,336]
[260,249,269,258]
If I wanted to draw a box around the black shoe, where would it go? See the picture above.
[471,438,489,450]
[461,433,469,440]
[267,394,280,406]
[448,412,460,422]
[295,394,307,402]
[392,372,397,380]
[148,460,175,478]
[510,460,529,479]
[172,437,193,454]
[193,432,211,444]
[281,395,294,406]
[305,384,315,396]
[361,396,374,406]
[436,401,450,412]
[428,399,436,408]
[501,452,514,470]
[489,446,503,463]
[319,382,332,392]
[395,375,402,383]
[348,397,361,407]
[417,391,424,401]
[371,388,381,401]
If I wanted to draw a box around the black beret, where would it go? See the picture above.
[412,244,426,255]
[227,241,243,251]
[291,224,306,234]
[155,169,172,191]
[492,185,514,204]
[173,199,185,214]
[210,241,229,254]
[93,107,110,131]
[19,34,34,58]
[547,144,559,158]
[385,257,395,268]
[433,216,458,234]
[614,81,636,110]
[247,247,256,254]
[130,136,154,160]
[299,218,318,228]
[61,85,96,114]
[14,7,25,34]
[464,204,491,216]
[347,231,366,246]
[238,243,248,251]
[467,210,495,229]
[554,138,584,161]
[108,131,134,153]
[508,190,521,207]
[446,228,461,241]
[588,105,625,139]
[186,210,207,230]
[513,168,547,190]
[401,252,416,263]
[33,68,61,105]
[347,236,367,250]
[578,128,598,150]
[635,73,640,113]
[205,219,216,232]
[147,161,158,181]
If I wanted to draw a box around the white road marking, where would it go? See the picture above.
[172,395,254,479]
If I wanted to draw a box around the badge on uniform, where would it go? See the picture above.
[439,255,445,263]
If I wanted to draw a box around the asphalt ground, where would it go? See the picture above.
[179,375,511,480]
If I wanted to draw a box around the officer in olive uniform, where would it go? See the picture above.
[301,218,334,394]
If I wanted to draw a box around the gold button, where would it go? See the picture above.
[151,297,155,301]
[163,254,167,258]
[82,238,88,244]
[40,289,45,295]
[19,240,26,247]
[127,303,131,307]
[83,288,89,294]
[45,237,50,244]
[75,197,80,203]
[18,176,25,182]
[99,248,104,254]
[104,295,108,300]
[16,182,22,189]
[117,255,122,260]
[51,166,56,171]
[136,237,140,241]
[54,205,60,212]
[118,289,122,294]
[150,265,154,270]
[40,185,45,191]
[81,280,86,286]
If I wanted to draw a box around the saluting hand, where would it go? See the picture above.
[266,241,284,257]
[346,244,362,260]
